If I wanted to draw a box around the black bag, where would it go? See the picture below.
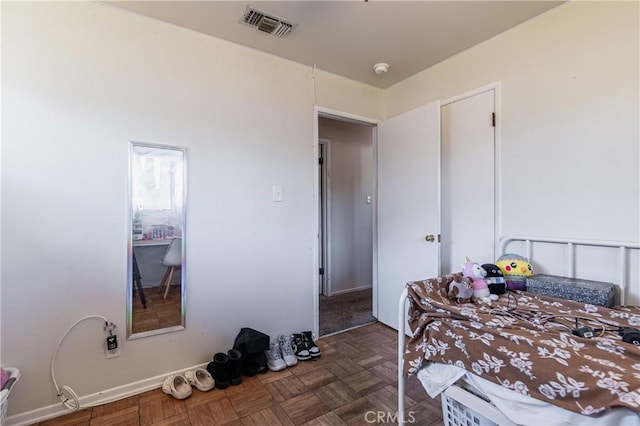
[233,327,270,376]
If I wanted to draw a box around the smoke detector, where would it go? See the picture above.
[241,6,295,37]
[373,63,390,75]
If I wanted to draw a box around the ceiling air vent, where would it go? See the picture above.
[242,6,294,37]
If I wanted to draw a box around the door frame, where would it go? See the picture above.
[318,138,330,296]
[313,106,380,338]
[441,81,502,257]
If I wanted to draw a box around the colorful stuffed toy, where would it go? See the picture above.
[495,254,533,291]
[448,277,474,303]
[461,257,493,301]
[482,263,506,295]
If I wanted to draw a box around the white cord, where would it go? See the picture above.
[50,315,114,411]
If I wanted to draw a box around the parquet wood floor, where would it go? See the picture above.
[132,285,182,334]
[35,323,443,426]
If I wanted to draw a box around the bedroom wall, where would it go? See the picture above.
[384,1,640,304]
[319,118,374,295]
[0,1,382,419]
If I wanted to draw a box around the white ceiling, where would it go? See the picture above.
[107,1,563,89]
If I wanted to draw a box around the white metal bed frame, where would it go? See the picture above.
[397,235,640,425]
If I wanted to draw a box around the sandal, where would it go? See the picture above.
[184,368,215,392]
[161,374,192,399]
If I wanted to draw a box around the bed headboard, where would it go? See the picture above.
[499,235,640,305]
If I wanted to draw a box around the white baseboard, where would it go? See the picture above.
[6,362,207,426]
[328,285,372,297]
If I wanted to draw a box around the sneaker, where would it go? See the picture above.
[278,334,298,367]
[302,331,321,357]
[291,333,311,361]
[265,342,287,371]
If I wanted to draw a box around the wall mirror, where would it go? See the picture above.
[127,142,186,339]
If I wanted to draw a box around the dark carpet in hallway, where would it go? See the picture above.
[319,288,376,336]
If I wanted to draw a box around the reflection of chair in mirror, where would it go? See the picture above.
[159,238,182,299]
[132,252,147,308]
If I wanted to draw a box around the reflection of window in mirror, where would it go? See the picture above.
[132,148,184,241]
[128,143,186,339]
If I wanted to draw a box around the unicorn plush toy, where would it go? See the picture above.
[461,257,495,301]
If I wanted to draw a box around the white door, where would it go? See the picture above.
[376,100,441,328]
[441,90,495,274]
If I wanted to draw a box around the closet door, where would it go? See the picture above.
[441,89,495,274]
[376,100,441,329]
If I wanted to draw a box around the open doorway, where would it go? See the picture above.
[317,116,377,336]
[313,102,442,335]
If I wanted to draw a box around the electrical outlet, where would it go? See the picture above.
[105,335,121,359]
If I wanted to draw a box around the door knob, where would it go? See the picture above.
[425,234,435,242]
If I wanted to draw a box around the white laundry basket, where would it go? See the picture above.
[0,368,21,426]
[441,383,516,426]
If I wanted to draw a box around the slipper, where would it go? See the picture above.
[161,374,192,400]
[184,368,215,392]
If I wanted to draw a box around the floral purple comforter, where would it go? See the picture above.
[404,274,640,416]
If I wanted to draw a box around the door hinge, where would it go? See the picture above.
[438,234,441,242]
[318,157,324,165]
[491,112,496,127]
[319,268,324,275]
